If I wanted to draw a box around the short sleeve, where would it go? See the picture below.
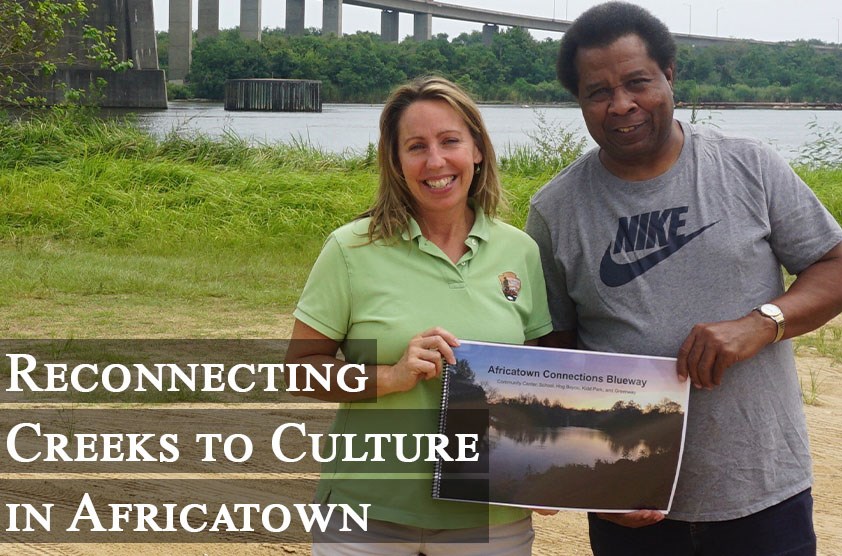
[522,238,554,341]
[525,205,578,332]
[293,234,352,340]
[762,148,842,274]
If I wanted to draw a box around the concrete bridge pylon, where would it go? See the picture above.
[286,0,305,35]
[43,0,167,107]
[381,9,400,42]
[323,0,343,36]
[414,12,432,41]
[241,0,263,40]
[168,0,192,82]
[165,0,763,84]
[197,0,220,41]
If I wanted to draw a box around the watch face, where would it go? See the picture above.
[760,303,783,319]
[758,303,785,343]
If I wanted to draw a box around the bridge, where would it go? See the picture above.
[167,0,757,81]
[44,0,167,108]
[41,0,829,106]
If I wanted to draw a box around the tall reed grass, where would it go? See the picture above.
[1,110,839,310]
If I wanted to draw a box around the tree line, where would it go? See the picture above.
[447,358,684,437]
[156,28,842,104]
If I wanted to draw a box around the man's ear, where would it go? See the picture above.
[664,63,675,89]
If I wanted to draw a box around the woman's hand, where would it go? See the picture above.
[381,327,460,395]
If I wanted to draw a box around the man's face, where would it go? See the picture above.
[575,34,677,174]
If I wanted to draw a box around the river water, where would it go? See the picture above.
[489,425,650,475]
[129,101,842,161]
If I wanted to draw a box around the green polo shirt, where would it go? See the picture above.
[293,208,552,529]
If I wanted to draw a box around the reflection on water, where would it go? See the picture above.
[489,425,649,476]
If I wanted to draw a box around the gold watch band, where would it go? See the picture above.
[754,304,785,343]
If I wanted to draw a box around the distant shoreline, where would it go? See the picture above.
[160,99,842,111]
[676,101,842,110]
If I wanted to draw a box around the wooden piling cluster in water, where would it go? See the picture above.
[224,79,322,112]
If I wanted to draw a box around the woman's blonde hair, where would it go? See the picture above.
[363,76,503,242]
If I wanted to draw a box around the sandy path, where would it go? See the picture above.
[0,311,839,555]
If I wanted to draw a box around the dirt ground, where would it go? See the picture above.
[1,310,840,555]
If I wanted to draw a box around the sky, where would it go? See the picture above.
[151,0,841,44]
[452,342,686,412]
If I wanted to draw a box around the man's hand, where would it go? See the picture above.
[595,510,664,528]
[676,312,775,389]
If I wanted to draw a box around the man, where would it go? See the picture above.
[525,3,842,555]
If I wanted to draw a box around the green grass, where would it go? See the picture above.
[0,112,839,408]
[1,111,840,321]
[794,324,842,406]
[0,112,382,314]
[794,167,842,225]
[795,325,842,364]
[0,241,315,308]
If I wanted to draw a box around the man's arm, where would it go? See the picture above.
[537,330,577,349]
[678,241,842,389]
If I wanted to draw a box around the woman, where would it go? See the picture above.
[286,76,552,555]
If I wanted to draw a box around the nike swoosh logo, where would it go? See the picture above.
[599,221,719,287]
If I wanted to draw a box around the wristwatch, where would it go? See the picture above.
[754,303,785,343]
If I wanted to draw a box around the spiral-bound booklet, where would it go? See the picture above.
[432,340,690,513]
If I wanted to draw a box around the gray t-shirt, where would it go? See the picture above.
[526,121,842,521]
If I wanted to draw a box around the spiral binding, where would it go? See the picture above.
[431,359,454,499]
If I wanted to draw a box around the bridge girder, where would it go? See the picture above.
[167,0,791,81]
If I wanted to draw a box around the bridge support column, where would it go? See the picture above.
[323,0,342,36]
[413,13,431,41]
[129,0,160,69]
[197,0,219,42]
[240,0,262,40]
[482,23,498,46]
[168,0,192,82]
[381,9,399,42]
[286,0,305,36]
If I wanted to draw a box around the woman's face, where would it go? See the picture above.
[396,99,482,220]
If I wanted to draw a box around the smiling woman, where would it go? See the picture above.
[283,76,553,554]
[370,76,504,244]
[395,99,483,259]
